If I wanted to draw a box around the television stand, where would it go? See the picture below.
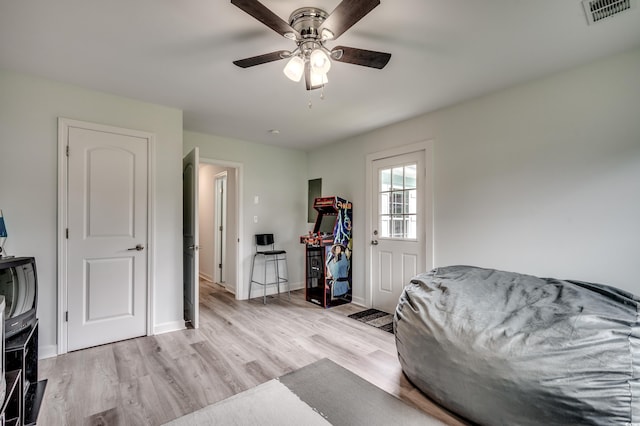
[1,370,21,425]
[5,321,47,425]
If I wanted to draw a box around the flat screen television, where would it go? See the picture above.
[0,257,38,338]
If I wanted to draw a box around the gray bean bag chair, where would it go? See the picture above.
[394,265,640,425]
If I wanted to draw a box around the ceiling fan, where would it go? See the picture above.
[231,0,392,90]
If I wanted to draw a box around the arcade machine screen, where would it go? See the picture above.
[317,214,337,235]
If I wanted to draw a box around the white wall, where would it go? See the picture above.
[308,47,640,301]
[184,131,308,299]
[0,70,184,355]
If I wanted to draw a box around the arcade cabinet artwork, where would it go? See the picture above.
[300,196,352,308]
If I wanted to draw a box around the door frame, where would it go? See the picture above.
[199,157,244,299]
[57,117,156,355]
[364,140,434,308]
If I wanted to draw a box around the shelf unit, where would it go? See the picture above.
[4,321,47,425]
[1,369,22,426]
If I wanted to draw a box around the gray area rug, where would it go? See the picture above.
[164,358,443,426]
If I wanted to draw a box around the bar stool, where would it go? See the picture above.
[249,233,290,304]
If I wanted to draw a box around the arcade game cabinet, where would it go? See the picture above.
[300,196,352,308]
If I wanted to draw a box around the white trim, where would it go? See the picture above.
[290,281,304,291]
[57,118,156,355]
[350,298,367,308]
[252,281,305,298]
[153,320,186,335]
[38,345,58,360]
[199,158,245,301]
[147,134,156,338]
[199,272,214,282]
[221,284,236,295]
[364,140,434,309]
[57,119,67,355]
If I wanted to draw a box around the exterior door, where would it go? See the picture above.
[371,150,427,314]
[183,148,199,328]
[66,123,149,352]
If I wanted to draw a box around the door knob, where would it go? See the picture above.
[188,245,199,251]
[371,240,379,246]
[127,244,145,251]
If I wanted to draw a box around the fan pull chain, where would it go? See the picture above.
[307,86,326,109]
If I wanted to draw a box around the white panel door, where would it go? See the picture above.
[183,148,199,328]
[371,151,426,314]
[67,125,148,351]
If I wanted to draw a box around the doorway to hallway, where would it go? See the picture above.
[198,161,240,295]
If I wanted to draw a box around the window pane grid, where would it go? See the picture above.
[379,163,417,239]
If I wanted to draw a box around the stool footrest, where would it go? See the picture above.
[250,278,289,286]
[249,250,290,304]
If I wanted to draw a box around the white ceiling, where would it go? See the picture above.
[1,0,639,150]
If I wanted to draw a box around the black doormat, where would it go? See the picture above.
[348,308,394,334]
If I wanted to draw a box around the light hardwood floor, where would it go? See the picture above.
[38,281,468,425]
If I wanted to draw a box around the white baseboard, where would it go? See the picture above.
[36,323,186,359]
[290,281,304,291]
[154,320,186,335]
[199,272,213,282]
[38,344,58,360]
[247,281,304,299]
[351,296,366,307]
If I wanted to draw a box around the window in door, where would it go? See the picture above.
[379,164,417,239]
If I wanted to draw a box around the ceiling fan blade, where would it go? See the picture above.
[331,46,391,69]
[319,0,380,40]
[231,0,299,38]
[233,50,290,68]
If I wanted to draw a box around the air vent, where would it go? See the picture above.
[582,0,635,25]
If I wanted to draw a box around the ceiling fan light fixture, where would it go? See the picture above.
[231,0,391,92]
[310,68,328,87]
[310,48,331,74]
[283,55,305,82]
[321,28,335,40]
